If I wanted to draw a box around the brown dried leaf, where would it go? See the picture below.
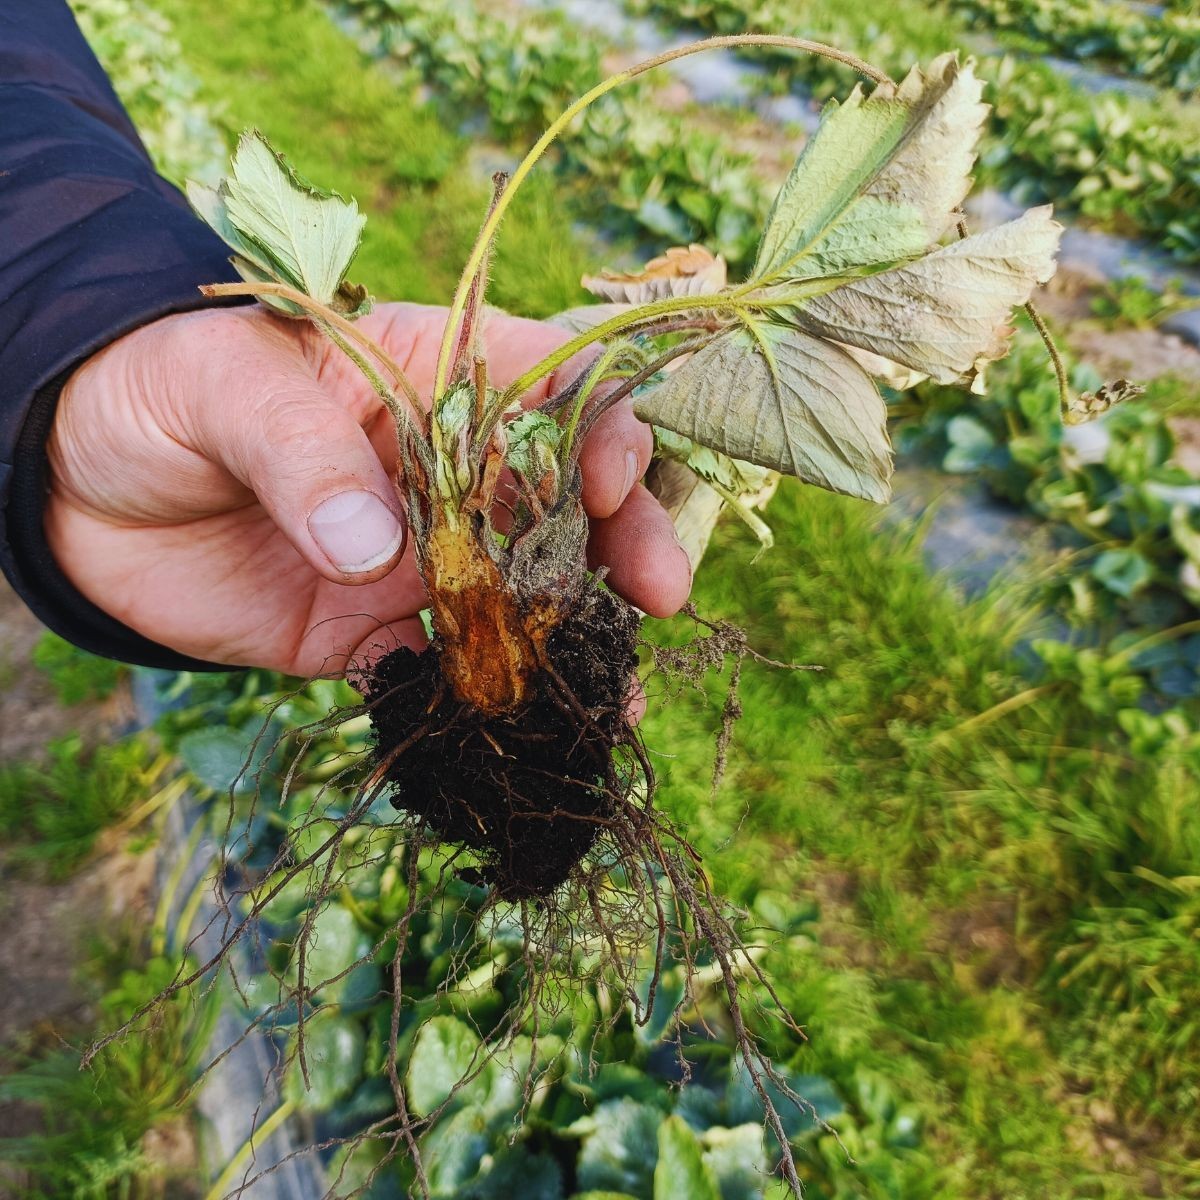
[582,244,727,304]
[1064,379,1146,425]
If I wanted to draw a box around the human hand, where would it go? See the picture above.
[45,303,692,675]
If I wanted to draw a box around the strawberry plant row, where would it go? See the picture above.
[339,0,774,265]
[947,0,1200,96]
[902,327,1200,695]
[623,0,1200,262]
[74,0,224,185]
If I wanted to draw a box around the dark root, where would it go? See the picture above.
[364,582,640,899]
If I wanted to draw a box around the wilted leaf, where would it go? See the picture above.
[188,130,369,316]
[584,244,727,303]
[1064,378,1145,425]
[752,53,986,284]
[836,344,928,391]
[548,303,630,334]
[635,325,892,503]
[653,428,776,553]
[778,207,1061,383]
[644,460,727,570]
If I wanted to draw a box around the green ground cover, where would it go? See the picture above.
[17,0,1197,1196]
[152,0,596,319]
[947,0,1200,96]
[622,0,1200,261]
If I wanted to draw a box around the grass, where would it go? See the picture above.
[117,0,1200,1195]
[644,486,1200,1195]
[32,633,127,707]
[0,950,217,1200]
[153,0,597,319]
[0,736,156,879]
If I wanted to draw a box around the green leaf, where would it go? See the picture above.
[506,411,564,482]
[652,428,775,553]
[701,1124,767,1200]
[298,903,373,992]
[407,1016,483,1116]
[632,965,687,1046]
[188,130,369,316]
[635,325,891,503]
[576,1099,663,1196]
[943,415,996,474]
[726,1064,844,1138]
[177,726,253,793]
[549,303,630,335]
[752,54,986,284]
[471,1146,563,1200]
[568,1194,641,1200]
[422,1104,490,1197]
[284,1014,365,1112]
[778,208,1062,384]
[654,1115,721,1200]
[579,1062,672,1108]
[1092,548,1154,598]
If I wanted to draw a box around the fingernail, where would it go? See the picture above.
[308,491,404,574]
[622,450,641,500]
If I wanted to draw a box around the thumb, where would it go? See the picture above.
[188,333,407,585]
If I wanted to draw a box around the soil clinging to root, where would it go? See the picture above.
[363,583,641,899]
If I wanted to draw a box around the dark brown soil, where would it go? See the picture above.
[363,582,641,899]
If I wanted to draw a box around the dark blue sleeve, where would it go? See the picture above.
[0,0,241,670]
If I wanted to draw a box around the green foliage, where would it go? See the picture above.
[0,736,151,878]
[0,955,217,1200]
[947,0,1200,96]
[70,0,225,184]
[1088,273,1200,330]
[339,0,772,265]
[72,2,1200,1197]
[899,324,1200,661]
[32,633,126,706]
[153,0,595,318]
[664,484,1200,1177]
[187,130,370,317]
[625,0,1200,262]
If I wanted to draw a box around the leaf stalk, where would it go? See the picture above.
[432,34,893,399]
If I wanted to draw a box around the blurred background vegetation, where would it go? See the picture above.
[2,0,1198,1196]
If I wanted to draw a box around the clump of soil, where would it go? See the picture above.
[362,582,641,898]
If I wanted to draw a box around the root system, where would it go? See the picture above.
[363,581,641,899]
[82,605,823,1200]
